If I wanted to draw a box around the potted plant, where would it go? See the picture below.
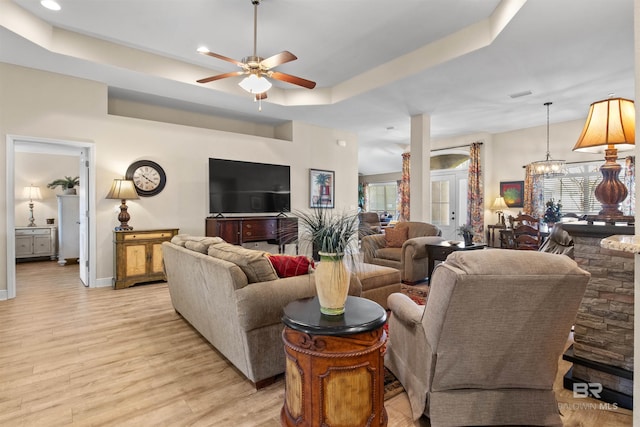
[47,176,80,195]
[296,207,360,315]
[458,223,475,246]
[543,199,562,224]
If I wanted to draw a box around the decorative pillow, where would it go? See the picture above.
[267,254,315,278]
[208,243,278,283]
[385,227,408,248]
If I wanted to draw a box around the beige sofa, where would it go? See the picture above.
[361,221,443,283]
[385,250,590,426]
[162,235,401,388]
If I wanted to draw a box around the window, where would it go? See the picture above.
[367,182,398,216]
[542,160,632,216]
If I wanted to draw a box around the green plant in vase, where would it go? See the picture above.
[457,223,475,245]
[47,176,80,194]
[296,207,359,315]
[543,199,562,224]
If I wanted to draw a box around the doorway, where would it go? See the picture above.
[431,170,468,240]
[5,135,96,299]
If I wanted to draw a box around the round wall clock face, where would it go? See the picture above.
[125,160,167,197]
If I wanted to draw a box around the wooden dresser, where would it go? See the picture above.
[113,228,179,289]
[205,216,298,253]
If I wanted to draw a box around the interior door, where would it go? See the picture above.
[78,149,90,286]
[431,171,468,241]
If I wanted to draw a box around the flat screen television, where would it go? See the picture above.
[209,158,291,214]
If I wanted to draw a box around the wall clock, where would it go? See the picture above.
[125,160,167,197]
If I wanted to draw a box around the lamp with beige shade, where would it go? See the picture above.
[573,97,635,222]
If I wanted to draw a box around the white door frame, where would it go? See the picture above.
[5,135,97,299]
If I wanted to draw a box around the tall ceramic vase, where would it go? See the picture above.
[315,252,350,315]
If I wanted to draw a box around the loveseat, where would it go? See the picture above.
[162,234,400,388]
[361,221,444,283]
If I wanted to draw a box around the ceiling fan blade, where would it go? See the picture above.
[197,71,245,84]
[269,71,316,89]
[255,92,268,101]
[199,50,245,67]
[260,51,297,70]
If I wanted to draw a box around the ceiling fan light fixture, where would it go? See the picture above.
[238,74,272,94]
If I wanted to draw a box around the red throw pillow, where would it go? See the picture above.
[385,227,408,248]
[267,255,315,278]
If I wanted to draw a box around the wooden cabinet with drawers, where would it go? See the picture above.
[205,216,298,253]
[113,228,179,289]
[15,226,57,260]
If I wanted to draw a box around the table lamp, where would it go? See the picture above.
[490,196,508,225]
[106,179,139,230]
[22,185,43,227]
[572,97,635,221]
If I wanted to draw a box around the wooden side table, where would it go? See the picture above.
[486,224,506,247]
[281,296,388,427]
[425,241,486,279]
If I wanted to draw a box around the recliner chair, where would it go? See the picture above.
[385,250,590,426]
[361,221,443,283]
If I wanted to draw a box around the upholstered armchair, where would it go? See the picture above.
[539,222,575,258]
[358,211,382,236]
[385,250,590,426]
[361,221,443,284]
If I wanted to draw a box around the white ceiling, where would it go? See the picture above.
[0,0,634,175]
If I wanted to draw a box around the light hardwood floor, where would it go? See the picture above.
[1,260,632,426]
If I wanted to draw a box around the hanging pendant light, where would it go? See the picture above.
[530,102,567,177]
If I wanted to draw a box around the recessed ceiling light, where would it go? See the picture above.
[40,0,61,11]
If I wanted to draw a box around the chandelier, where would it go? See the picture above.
[530,102,566,177]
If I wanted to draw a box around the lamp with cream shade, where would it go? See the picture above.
[490,196,509,225]
[22,185,43,227]
[572,97,635,222]
[105,179,139,231]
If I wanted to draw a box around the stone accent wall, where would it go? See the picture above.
[572,235,634,374]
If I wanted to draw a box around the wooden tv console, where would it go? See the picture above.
[205,216,298,253]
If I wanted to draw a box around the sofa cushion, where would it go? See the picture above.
[171,234,224,249]
[267,254,315,278]
[385,227,408,248]
[184,238,224,254]
[375,247,402,262]
[208,243,278,283]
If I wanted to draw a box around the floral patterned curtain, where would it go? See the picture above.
[467,142,483,241]
[623,156,635,216]
[524,164,544,218]
[362,182,369,211]
[398,152,410,221]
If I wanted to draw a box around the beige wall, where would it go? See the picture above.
[14,152,79,226]
[0,63,357,294]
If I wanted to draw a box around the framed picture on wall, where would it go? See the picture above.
[500,181,524,208]
[310,169,335,208]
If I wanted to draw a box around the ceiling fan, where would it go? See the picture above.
[196,0,316,103]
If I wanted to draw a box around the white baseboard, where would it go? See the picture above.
[94,277,113,288]
[0,290,8,300]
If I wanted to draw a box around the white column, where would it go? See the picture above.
[409,114,431,222]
